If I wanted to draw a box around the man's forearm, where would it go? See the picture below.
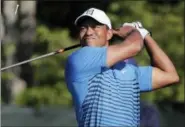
[144,35,177,73]
[107,29,143,67]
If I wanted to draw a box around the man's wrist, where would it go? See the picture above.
[144,34,153,45]
[145,34,151,40]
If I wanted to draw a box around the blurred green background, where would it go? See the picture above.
[1,0,184,126]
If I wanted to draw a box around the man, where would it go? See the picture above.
[65,8,179,126]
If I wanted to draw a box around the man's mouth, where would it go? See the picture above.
[85,37,95,41]
[83,38,96,43]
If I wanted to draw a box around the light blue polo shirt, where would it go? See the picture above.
[65,46,152,127]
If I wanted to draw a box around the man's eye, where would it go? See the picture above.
[80,27,86,32]
[95,25,101,28]
[80,27,85,30]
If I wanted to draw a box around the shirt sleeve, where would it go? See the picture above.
[137,66,153,92]
[65,46,107,82]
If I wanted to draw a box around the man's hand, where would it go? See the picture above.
[112,25,136,39]
[122,22,150,39]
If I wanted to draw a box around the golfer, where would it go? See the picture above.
[65,7,179,127]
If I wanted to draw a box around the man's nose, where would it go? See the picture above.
[86,26,94,35]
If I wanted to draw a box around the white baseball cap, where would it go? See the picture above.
[74,8,112,29]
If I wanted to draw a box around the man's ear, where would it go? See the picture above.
[107,29,113,41]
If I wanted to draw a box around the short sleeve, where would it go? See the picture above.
[137,66,153,92]
[65,46,107,82]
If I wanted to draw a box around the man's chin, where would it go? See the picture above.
[85,41,98,47]
[81,40,104,47]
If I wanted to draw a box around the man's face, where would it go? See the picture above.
[78,18,112,47]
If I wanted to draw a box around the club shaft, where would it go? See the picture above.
[1,44,81,71]
[1,52,55,71]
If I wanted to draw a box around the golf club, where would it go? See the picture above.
[1,44,81,71]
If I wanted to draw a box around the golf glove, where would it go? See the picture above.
[122,21,150,39]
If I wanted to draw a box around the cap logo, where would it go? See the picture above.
[85,9,94,15]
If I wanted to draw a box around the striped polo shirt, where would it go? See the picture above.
[65,46,152,127]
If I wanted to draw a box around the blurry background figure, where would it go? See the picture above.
[2,0,20,104]
[140,101,160,127]
[0,14,5,40]
[1,0,36,104]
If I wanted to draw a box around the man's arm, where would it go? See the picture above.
[144,34,179,90]
[106,26,143,67]
[122,21,179,90]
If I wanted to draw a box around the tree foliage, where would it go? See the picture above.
[6,1,183,107]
